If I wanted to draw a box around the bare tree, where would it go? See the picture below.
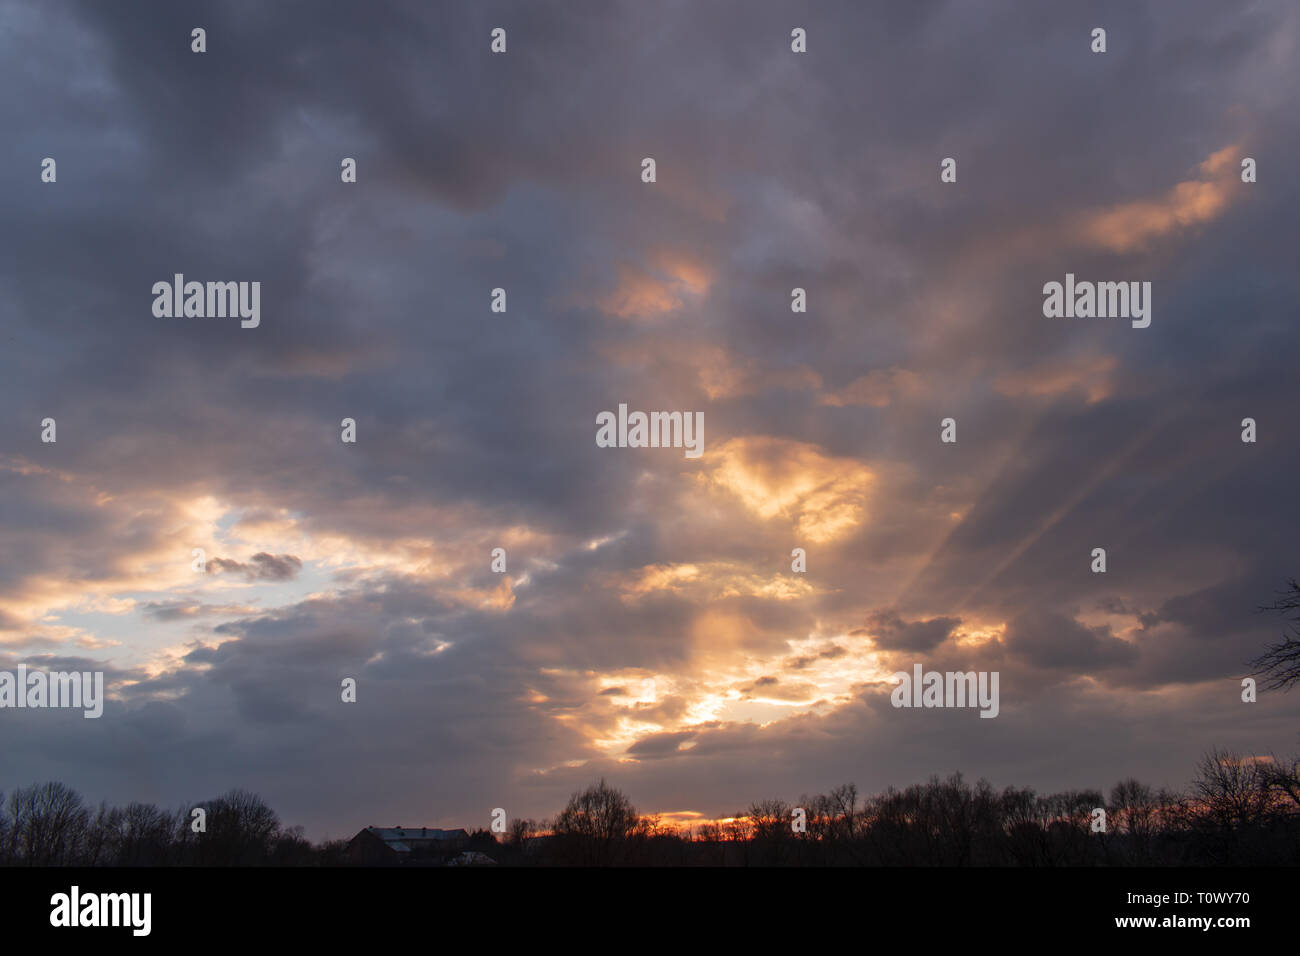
[1192,749,1274,829]
[1000,785,1049,866]
[6,782,89,865]
[507,816,539,847]
[196,788,281,865]
[82,801,124,866]
[119,801,177,865]
[552,778,640,865]
[1110,780,1157,835]
[1108,779,1161,863]
[743,798,794,865]
[829,782,859,840]
[1252,578,1300,690]
[1261,753,1300,811]
[1035,788,1104,866]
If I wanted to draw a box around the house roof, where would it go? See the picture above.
[360,826,469,845]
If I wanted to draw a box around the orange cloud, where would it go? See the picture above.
[596,249,713,319]
[542,630,892,760]
[821,367,924,407]
[694,348,822,401]
[701,437,873,542]
[994,353,1118,404]
[1079,145,1244,253]
[619,561,814,603]
[447,576,516,612]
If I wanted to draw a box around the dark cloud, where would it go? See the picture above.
[857,611,962,653]
[1003,609,1138,671]
[788,645,847,669]
[207,552,303,582]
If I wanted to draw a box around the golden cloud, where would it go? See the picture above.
[701,436,872,542]
[595,249,713,319]
[1078,144,1244,253]
[619,561,815,603]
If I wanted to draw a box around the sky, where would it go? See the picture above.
[1,0,1298,840]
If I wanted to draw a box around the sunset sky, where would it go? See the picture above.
[2,0,1299,840]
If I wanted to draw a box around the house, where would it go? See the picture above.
[347,825,471,865]
[521,834,554,856]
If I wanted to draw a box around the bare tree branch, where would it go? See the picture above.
[1250,578,1300,690]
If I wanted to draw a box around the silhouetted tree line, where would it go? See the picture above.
[508,754,1300,866]
[5,750,1299,866]
[0,783,315,866]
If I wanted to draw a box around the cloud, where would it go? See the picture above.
[994,353,1117,405]
[1003,609,1138,672]
[593,251,713,320]
[857,610,962,653]
[1077,145,1246,253]
[821,368,924,408]
[701,437,873,543]
[207,553,304,582]
[140,601,262,622]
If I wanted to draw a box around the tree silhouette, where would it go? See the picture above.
[3,764,1297,867]
[5,782,88,865]
[1252,578,1300,690]
[552,778,641,865]
[194,788,280,866]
